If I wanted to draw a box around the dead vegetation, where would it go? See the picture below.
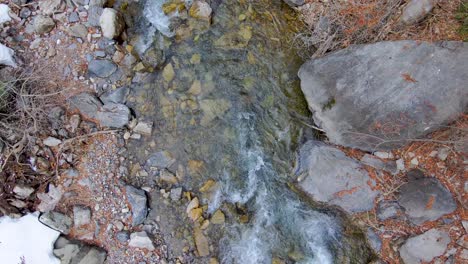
[295,0,465,58]
[0,65,63,215]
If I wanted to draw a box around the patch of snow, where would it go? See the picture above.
[0,4,11,24]
[0,212,60,264]
[0,43,16,67]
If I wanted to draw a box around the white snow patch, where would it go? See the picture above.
[0,43,16,67]
[0,4,11,24]
[0,212,60,264]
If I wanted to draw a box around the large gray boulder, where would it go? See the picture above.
[298,41,468,151]
[295,141,379,213]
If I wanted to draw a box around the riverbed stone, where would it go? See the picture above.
[194,227,209,257]
[399,0,436,25]
[296,141,379,213]
[397,170,456,225]
[129,231,155,250]
[376,200,402,221]
[34,15,55,34]
[73,205,91,227]
[283,0,305,7]
[95,103,130,128]
[87,6,103,27]
[146,151,176,168]
[399,228,450,264]
[88,59,117,78]
[99,8,125,39]
[68,93,103,120]
[189,1,212,21]
[170,187,182,201]
[361,154,398,174]
[39,0,64,15]
[125,185,148,226]
[298,41,468,151]
[54,237,107,264]
[133,121,153,136]
[100,86,129,104]
[116,231,130,243]
[39,211,72,234]
[68,24,88,40]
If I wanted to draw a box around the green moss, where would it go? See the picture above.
[322,97,336,111]
[455,1,468,41]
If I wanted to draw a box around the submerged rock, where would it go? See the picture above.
[399,228,450,264]
[397,170,456,225]
[146,151,176,168]
[189,0,212,21]
[298,41,468,151]
[295,141,379,213]
[194,227,209,257]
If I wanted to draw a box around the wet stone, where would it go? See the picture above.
[146,151,176,169]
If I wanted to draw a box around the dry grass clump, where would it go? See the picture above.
[0,66,62,160]
[296,0,464,58]
[0,65,64,215]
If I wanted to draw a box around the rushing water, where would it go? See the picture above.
[126,0,373,263]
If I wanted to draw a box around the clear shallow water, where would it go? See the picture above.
[127,0,373,262]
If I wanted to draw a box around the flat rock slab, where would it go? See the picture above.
[88,59,117,78]
[398,170,456,225]
[39,211,72,235]
[299,41,468,151]
[69,93,130,128]
[399,228,450,264]
[296,141,379,213]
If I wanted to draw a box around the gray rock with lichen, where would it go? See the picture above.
[299,41,468,151]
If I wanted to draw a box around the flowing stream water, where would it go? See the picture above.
[125,0,374,262]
